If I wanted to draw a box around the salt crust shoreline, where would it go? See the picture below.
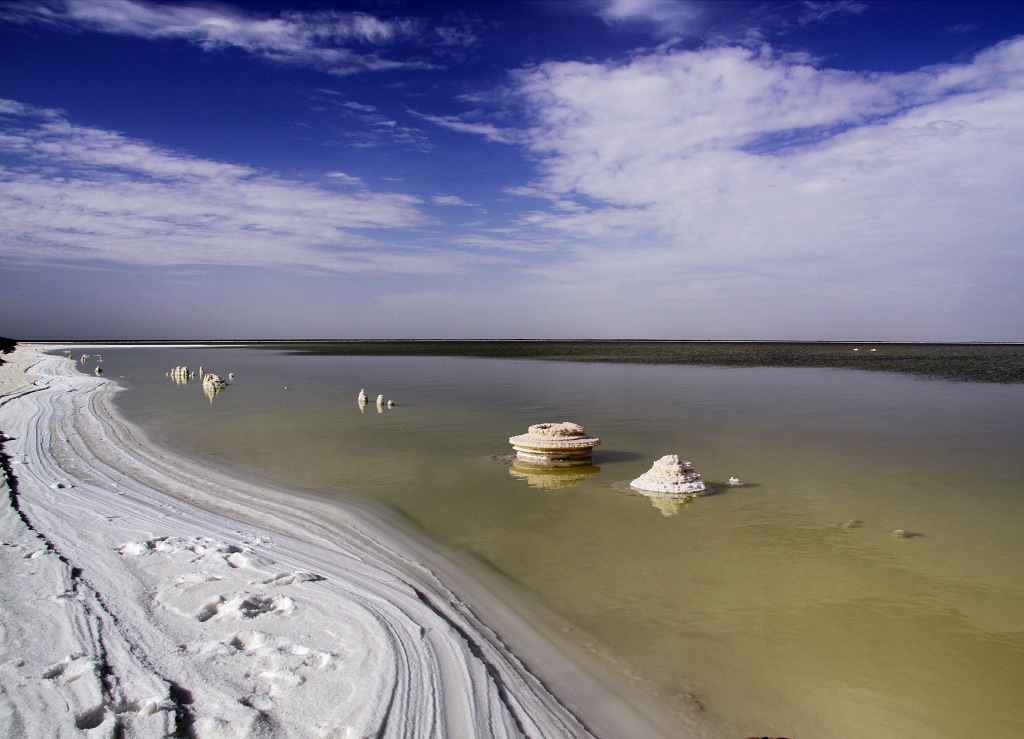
[0,346,697,738]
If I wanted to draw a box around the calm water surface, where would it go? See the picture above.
[91,347,1024,738]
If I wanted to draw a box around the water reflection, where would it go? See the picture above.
[508,463,601,489]
[645,493,696,517]
[202,380,224,404]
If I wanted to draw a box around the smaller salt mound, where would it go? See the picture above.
[630,455,706,497]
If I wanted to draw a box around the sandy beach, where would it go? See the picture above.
[0,345,691,738]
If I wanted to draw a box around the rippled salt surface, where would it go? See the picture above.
[99,346,1024,738]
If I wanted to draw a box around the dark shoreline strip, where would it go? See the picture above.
[23,340,1024,383]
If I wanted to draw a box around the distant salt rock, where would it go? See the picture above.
[94,366,103,376]
[356,390,395,410]
[727,476,741,486]
[630,455,706,497]
[203,373,227,388]
[168,365,190,384]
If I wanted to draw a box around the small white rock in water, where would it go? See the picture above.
[387,400,395,408]
[376,394,384,406]
[727,476,741,486]
[357,389,368,405]
[630,454,706,496]
[892,529,922,539]
[228,372,235,380]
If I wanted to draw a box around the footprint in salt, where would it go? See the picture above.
[195,593,296,623]
[258,571,325,586]
[41,654,109,730]
[224,631,353,697]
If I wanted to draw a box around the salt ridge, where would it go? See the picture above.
[0,350,617,737]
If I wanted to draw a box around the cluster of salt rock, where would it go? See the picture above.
[166,365,231,402]
[168,365,193,383]
[357,389,395,411]
[506,422,744,514]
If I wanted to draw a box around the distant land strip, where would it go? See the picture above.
[21,339,1024,384]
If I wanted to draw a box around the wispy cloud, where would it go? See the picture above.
[0,0,475,75]
[315,91,433,151]
[0,100,456,273]
[798,1,868,26]
[411,111,517,144]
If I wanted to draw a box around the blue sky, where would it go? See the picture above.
[1,0,1022,340]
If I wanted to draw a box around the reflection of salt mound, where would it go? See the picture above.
[509,463,600,489]
[508,422,600,467]
[630,455,706,497]
[647,494,696,517]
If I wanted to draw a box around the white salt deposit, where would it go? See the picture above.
[630,455,707,496]
[0,347,688,738]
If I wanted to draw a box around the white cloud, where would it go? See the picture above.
[593,0,702,36]
[505,38,1024,337]
[432,195,474,206]
[0,0,463,75]
[325,171,364,185]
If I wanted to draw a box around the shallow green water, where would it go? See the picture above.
[90,346,1024,738]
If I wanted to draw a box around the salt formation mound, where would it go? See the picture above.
[630,455,706,496]
[509,422,600,467]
